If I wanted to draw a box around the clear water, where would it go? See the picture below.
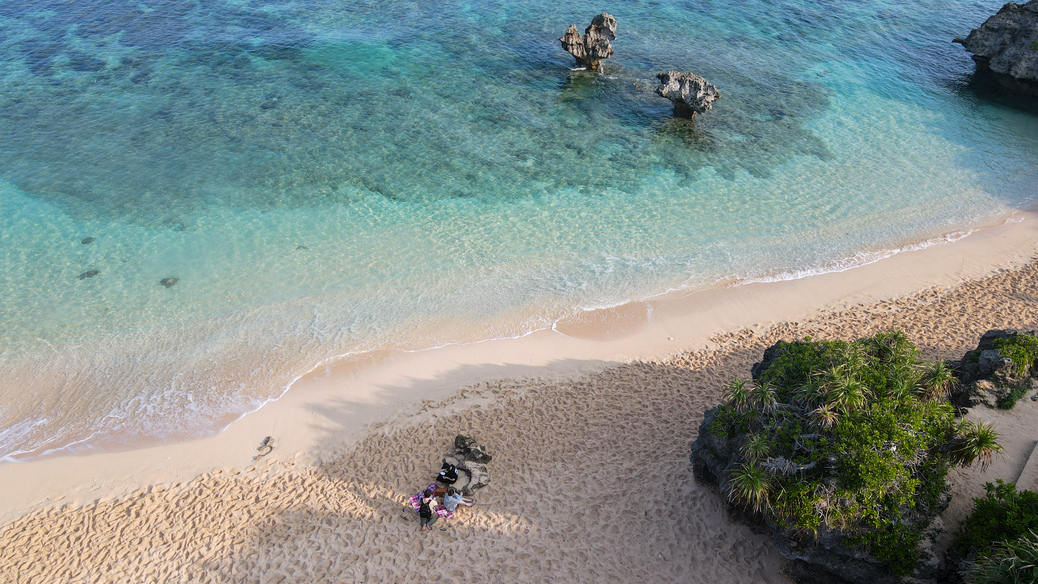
[1,0,1036,460]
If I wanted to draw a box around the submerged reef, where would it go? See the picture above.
[955,0,1038,96]
[560,13,617,72]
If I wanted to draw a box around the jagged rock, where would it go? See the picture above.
[459,461,490,495]
[454,435,477,452]
[466,444,492,464]
[954,0,1038,96]
[559,13,617,72]
[951,328,1038,408]
[443,435,493,494]
[655,71,721,118]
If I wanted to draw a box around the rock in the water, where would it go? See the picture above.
[81,236,94,245]
[955,0,1038,96]
[560,13,617,72]
[160,277,179,288]
[77,270,100,280]
[655,71,721,118]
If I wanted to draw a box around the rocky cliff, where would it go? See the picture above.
[955,0,1038,96]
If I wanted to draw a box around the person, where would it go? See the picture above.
[418,490,439,531]
[437,461,458,485]
[442,487,474,513]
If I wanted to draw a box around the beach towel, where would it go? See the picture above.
[408,484,454,520]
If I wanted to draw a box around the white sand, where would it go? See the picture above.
[1,211,1038,583]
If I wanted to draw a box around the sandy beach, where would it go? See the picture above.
[2,211,1038,583]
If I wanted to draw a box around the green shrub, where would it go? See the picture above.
[955,480,1038,556]
[997,386,1029,410]
[993,334,1038,378]
[965,530,1038,584]
[718,332,999,576]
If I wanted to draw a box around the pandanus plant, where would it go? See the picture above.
[919,360,958,402]
[724,379,751,412]
[952,420,1004,470]
[728,460,770,513]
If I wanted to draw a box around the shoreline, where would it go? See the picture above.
[0,209,1027,465]
[1,210,1036,525]
[1,210,1037,581]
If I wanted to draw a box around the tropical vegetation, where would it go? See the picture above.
[964,529,1038,584]
[710,332,1003,576]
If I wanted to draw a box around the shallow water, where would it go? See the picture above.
[0,0,1036,460]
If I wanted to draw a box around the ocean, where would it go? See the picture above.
[1,0,1036,461]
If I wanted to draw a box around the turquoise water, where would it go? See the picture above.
[1,0,1036,460]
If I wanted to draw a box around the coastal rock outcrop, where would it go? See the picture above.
[654,71,721,118]
[951,329,1038,408]
[954,0,1038,96]
[692,339,952,584]
[560,13,617,72]
[443,434,492,495]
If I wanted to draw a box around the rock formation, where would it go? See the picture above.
[442,435,492,495]
[691,340,950,584]
[954,0,1038,96]
[560,13,617,71]
[950,329,1038,409]
[655,71,721,118]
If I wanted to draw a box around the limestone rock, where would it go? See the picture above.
[955,0,1038,96]
[560,13,617,72]
[160,277,179,288]
[951,328,1038,408]
[655,71,721,118]
[442,435,493,494]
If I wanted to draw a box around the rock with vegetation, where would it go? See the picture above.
[654,71,721,118]
[954,0,1038,96]
[691,332,1003,584]
[952,329,1038,410]
[559,13,617,72]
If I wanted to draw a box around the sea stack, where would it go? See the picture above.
[654,71,721,118]
[560,13,618,72]
[954,0,1038,96]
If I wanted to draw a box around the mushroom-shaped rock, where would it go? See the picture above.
[560,13,618,72]
[655,71,721,118]
[955,0,1038,96]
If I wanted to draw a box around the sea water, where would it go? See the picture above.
[1,0,1036,460]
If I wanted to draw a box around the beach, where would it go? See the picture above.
[1,212,1037,583]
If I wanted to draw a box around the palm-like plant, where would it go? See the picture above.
[725,379,751,411]
[742,433,772,462]
[826,375,868,413]
[953,420,1004,470]
[811,403,840,429]
[919,360,958,402]
[751,381,778,414]
[965,529,1038,584]
[728,460,770,513]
